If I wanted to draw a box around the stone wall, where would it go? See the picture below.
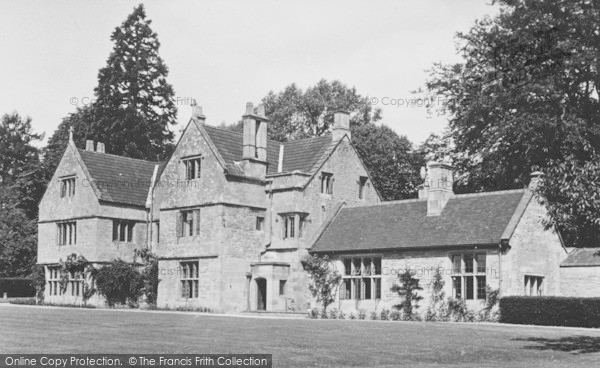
[501,196,568,297]
[560,266,600,297]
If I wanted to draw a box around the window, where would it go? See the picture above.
[340,256,382,300]
[281,214,307,239]
[321,172,333,195]
[359,176,368,199]
[524,275,544,296]
[183,157,201,180]
[256,216,265,231]
[112,220,135,242]
[279,280,286,296]
[57,222,76,245]
[60,177,76,198]
[451,253,487,300]
[178,209,201,237]
[180,261,199,298]
[48,267,61,296]
[69,271,84,297]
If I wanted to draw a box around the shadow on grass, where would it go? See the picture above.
[514,336,600,354]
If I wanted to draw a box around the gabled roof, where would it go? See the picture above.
[78,149,163,207]
[201,124,333,176]
[561,248,600,267]
[311,189,530,253]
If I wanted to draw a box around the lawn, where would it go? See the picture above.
[1,305,600,367]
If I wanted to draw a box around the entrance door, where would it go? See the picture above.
[256,278,267,311]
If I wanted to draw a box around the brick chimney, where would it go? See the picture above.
[85,140,94,151]
[422,162,454,216]
[332,110,351,142]
[241,102,269,177]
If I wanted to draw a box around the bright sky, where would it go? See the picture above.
[0,0,498,147]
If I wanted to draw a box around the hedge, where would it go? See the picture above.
[0,278,35,298]
[499,296,600,328]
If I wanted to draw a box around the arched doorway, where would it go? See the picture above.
[256,278,267,311]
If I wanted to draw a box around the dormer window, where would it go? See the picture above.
[321,173,333,195]
[60,177,76,198]
[183,156,201,180]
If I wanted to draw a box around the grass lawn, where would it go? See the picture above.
[1,305,600,367]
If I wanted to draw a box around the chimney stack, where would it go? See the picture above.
[96,142,105,153]
[85,140,94,151]
[529,171,545,190]
[191,101,206,122]
[332,111,351,141]
[241,102,269,178]
[423,162,454,216]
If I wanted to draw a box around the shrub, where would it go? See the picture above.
[135,249,159,305]
[309,308,319,319]
[447,298,475,322]
[320,308,329,319]
[32,265,46,301]
[328,308,338,319]
[358,308,367,319]
[478,287,500,322]
[390,310,401,321]
[348,312,356,319]
[369,311,378,320]
[94,259,143,307]
[338,310,346,319]
[302,254,342,315]
[380,308,390,321]
[499,296,600,328]
[425,267,447,321]
[391,269,423,319]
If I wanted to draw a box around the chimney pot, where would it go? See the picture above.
[192,102,205,121]
[85,140,94,151]
[256,104,266,117]
[245,102,254,115]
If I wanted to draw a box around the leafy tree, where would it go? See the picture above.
[535,154,600,247]
[0,112,44,218]
[301,254,342,314]
[390,269,423,319]
[262,79,381,142]
[0,191,37,277]
[353,123,424,200]
[94,259,144,307]
[424,0,600,194]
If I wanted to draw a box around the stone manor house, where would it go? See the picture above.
[38,102,600,312]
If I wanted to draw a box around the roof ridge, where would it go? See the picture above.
[347,197,426,209]
[201,123,333,146]
[78,149,161,165]
[454,188,527,198]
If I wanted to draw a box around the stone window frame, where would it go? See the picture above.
[320,172,334,195]
[177,209,201,238]
[256,216,265,231]
[112,220,135,243]
[524,275,544,296]
[280,212,308,239]
[68,270,84,297]
[449,252,487,301]
[47,266,61,296]
[340,256,382,301]
[57,221,77,245]
[59,175,76,198]
[279,280,286,296]
[180,261,199,299]
[182,155,202,180]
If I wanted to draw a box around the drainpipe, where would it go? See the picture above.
[146,165,160,251]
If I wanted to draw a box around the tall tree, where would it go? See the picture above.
[0,189,37,277]
[0,112,44,218]
[260,80,421,199]
[262,80,382,142]
[353,123,423,200]
[425,0,600,193]
[90,4,177,160]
